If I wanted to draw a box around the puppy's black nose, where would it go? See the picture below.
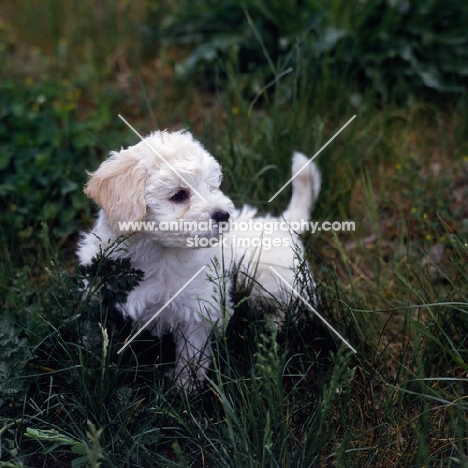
[212,210,230,223]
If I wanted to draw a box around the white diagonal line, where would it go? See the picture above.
[268,115,356,202]
[118,114,207,202]
[268,266,357,354]
[117,266,207,354]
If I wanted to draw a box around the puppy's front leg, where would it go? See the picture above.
[173,322,212,392]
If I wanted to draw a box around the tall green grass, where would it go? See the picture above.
[2,228,467,466]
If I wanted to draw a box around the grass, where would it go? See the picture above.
[1,0,468,466]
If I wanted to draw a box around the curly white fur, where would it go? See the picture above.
[77,130,321,390]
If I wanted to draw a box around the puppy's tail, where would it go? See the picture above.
[281,152,321,227]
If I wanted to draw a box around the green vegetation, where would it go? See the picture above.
[1,0,467,466]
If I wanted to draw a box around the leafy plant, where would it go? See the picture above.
[77,238,145,311]
[0,78,137,265]
[155,0,322,94]
[0,79,94,242]
[325,0,468,101]
[156,0,468,102]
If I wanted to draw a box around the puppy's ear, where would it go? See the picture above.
[84,149,146,233]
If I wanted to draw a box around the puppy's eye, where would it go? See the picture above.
[170,189,189,203]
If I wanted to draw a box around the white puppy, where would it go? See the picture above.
[77,130,320,390]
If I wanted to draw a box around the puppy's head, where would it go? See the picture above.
[84,130,234,247]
